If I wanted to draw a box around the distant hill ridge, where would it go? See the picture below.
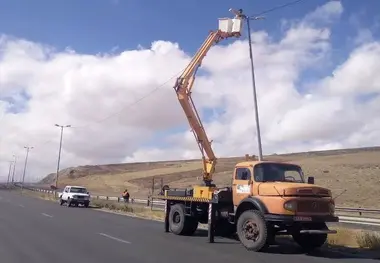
[39,146,380,185]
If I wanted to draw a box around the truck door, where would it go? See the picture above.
[232,167,252,205]
[62,187,69,200]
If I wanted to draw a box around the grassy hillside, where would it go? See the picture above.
[40,146,380,208]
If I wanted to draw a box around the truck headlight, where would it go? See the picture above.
[284,200,297,212]
[72,195,78,199]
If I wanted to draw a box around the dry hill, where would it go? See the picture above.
[40,147,380,208]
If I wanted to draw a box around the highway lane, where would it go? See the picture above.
[22,184,380,231]
[0,190,377,263]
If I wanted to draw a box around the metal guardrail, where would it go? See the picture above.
[20,186,166,207]
[14,185,380,227]
[335,207,380,215]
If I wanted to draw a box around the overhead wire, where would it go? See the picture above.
[70,68,185,130]
[250,0,309,17]
[0,67,185,147]
[63,0,311,131]
[0,67,185,168]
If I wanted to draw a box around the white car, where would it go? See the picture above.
[59,185,91,208]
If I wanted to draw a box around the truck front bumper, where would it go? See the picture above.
[264,214,339,223]
[71,199,90,204]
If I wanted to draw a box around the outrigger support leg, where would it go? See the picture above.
[164,200,170,232]
[208,202,215,243]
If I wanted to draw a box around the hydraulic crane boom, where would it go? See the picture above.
[173,18,243,186]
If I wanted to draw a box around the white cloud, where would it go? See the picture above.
[324,42,380,95]
[304,0,343,24]
[1,1,380,182]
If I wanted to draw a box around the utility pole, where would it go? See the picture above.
[11,154,17,183]
[230,8,265,161]
[55,124,71,190]
[21,146,33,192]
[7,160,14,187]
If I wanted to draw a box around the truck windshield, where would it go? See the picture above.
[70,187,87,193]
[254,163,304,183]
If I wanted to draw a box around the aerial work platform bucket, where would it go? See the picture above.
[218,17,243,34]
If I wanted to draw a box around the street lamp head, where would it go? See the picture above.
[24,146,33,150]
[249,15,266,20]
[55,124,71,128]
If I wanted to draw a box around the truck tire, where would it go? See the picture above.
[292,223,328,251]
[169,203,198,236]
[236,210,269,252]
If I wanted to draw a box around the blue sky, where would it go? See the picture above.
[1,0,379,55]
[1,1,380,149]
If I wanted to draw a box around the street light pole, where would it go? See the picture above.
[246,17,264,161]
[55,124,71,190]
[11,154,17,183]
[229,8,265,161]
[21,146,33,192]
[7,160,14,187]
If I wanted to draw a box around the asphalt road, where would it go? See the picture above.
[0,190,378,263]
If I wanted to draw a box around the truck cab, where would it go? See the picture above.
[232,161,338,251]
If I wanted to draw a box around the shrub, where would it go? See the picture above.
[356,232,380,250]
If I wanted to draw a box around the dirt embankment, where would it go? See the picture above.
[39,147,380,208]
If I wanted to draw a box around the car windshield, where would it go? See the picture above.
[254,163,304,183]
[70,187,87,193]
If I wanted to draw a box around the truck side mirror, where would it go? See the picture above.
[307,176,315,184]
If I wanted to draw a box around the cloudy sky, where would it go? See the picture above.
[0,0,379,182]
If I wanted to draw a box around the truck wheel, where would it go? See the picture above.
[292,223,328,251]
[59,199,64,206]
[237,210,269,252]
[169,203,198,236]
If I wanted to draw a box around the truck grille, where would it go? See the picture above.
[297,200,330,213]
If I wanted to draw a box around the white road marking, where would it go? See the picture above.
[98,233,131,244]
[19,204,25,208]
[42,213,53,218]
